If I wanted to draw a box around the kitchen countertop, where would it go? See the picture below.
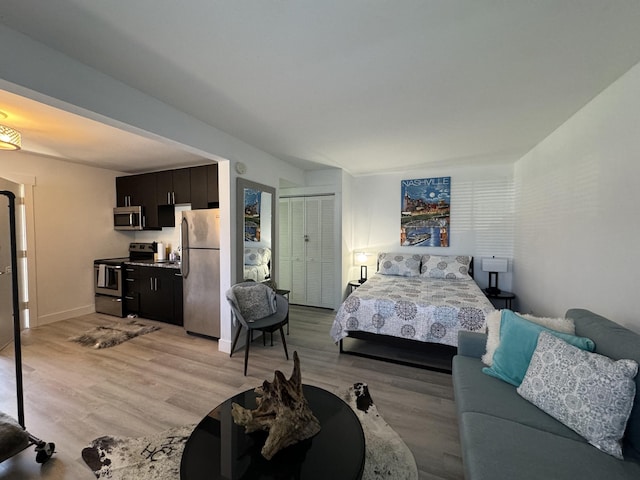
[125,260,181,269]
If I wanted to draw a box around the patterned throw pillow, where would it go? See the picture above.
[518,332,638,459]
[482,311,594,387]
[244,246,271,266]
[232,283,277,322]
[420,255,471,280]
[377,253,421,277]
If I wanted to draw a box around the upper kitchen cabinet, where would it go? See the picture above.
[157,168,191,206]
[116,173,160,229]
[190,164,219,210]
[116,164,219,230]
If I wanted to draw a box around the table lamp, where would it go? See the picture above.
[482,257,508,295]
[356,252,368,283]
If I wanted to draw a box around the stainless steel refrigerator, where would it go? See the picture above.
[181,208,220,338]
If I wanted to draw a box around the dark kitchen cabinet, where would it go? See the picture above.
[139,266,183,325]
[207,163,219,207]
[116,164,218,228]
[116,173,160,229]
[190,164,219,209]
[173,272,183,326]
[123,265,140,315]
[157,168,191,206]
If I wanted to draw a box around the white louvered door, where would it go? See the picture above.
[279,195,335,308]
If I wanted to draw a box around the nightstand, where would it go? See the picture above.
[348,280,363,293]
[483,289,516,309]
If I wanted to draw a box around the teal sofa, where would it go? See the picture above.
[452,308,640,480]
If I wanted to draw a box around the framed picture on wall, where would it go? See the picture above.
[400,176,450,247]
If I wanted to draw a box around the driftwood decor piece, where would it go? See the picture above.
[231,351,321,460]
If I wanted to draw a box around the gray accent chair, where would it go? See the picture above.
[226,282,289,376]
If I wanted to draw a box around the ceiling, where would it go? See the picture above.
[1,1,640,176]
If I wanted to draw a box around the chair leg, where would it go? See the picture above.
[244,329,251,376]
[230,326,242,357]
[279,326,289,360]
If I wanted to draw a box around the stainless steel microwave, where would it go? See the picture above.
[113,206,144,230]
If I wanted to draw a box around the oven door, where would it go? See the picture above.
[94,264,123,296]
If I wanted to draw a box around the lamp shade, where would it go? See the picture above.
[481,257,508,273]
[355,252,368,264]
[0,124,21,150]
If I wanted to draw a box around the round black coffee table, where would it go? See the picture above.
[180,384,365,480]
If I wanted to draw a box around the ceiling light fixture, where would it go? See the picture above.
[0,124,21,150]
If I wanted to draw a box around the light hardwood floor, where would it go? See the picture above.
[0,306,464,479]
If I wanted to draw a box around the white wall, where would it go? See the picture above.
[0,151,130,326]
[513,61,640,334]
[349,164,515,295]
[0,25,305,351]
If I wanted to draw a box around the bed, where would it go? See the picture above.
[243,244,271,282]
[330,253,496,371]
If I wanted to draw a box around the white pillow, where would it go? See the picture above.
[518,332,638,459]
[481,310,575,367]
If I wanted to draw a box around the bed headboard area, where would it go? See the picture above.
[375,253,475,279]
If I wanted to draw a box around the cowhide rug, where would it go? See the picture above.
[345,382,418,480]
[69,320,160,349]
[81,383,418,479]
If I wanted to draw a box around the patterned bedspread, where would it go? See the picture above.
[330,273,495,347]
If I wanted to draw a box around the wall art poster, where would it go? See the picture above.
[401,176,450,247]
[244,188,262,241]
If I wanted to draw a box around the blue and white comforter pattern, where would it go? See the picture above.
[331,274,495,347]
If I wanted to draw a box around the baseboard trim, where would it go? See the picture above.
[218,338,232,354]
[36,304,95,327]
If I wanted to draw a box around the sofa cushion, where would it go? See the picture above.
[452,355,585,443]
[482,310,595,387]
[459,412,640,480]
[568,308,640,460]
[518,331,638,459]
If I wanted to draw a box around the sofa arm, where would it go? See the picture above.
[457,331,487,358]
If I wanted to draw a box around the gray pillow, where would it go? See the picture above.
[517,332,638,459]
[377,253,421,277]
[0,412,30,462]
[420,254,472,280]
[233,283,276,322]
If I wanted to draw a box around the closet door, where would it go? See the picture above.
[290,197,306,304]
[279,195,335,308]
[278,198,292,291]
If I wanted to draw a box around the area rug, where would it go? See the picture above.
[81,382,418,479]
[344,382,419,480]
[69,320,160,349]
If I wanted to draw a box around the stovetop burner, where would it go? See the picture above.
[94,242,157,265]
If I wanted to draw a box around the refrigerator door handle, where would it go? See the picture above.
[181,216,190,279]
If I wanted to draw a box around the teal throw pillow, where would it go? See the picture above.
[482,310,595,386]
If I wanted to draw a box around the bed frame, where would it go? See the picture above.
[338,256,476,374]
